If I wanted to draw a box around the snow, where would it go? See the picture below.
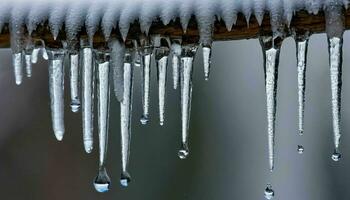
[1,0,347,40]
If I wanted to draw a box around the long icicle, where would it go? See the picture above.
[155,45,169,126]
[178,44,198,159]
[47,49,66,141]
[70,53,81,113]
[93,49,111,193]
[295,35,309,136]
[259,36,282,172]
[81,39,95,153]
[140,48,152,125]
[120,49,134,187]
[325,2,344,162]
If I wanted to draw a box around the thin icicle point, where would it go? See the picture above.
[12,53,23,85]
[178,44,198,160]
[81,39,94,153]
[70,54,80,113]
[171,40,182,89]
[202,45,212,81]
[31,48,40,64]
[328,37,343,158]
[47,49,66,141]
[93,50,111,193]
[155,47,169,126]
[259,36,282,172]
[25,53,32,78]
[295,36,309,136]
[120,50,134,187]
[140,49,152,125]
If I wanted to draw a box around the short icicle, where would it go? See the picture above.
[171,40,182,89]
[140,44,152,125]
[259,35,282,172]
[93,49,111,193]
[202,45,212,81]
[120,49,134,187]
[81,38,95,153]
[47,49,66,141]
[31,48,40,64]
[154,39,170,126]
[178,44,198,159]
[325,3,344,161]
[12,53,23,85]
[70,53,80,113]
[25,52,32,78]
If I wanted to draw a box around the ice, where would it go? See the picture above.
[81,40,94,153]
[294,32,310,136]
[109,38,125,102]
[325,2,344,158]
[47,49,66,141]
[260,35,282,172]
[69,53,80,113]
[220,0,239,31]
[120,49,134,187]
[178,44,198,159]
[171,41,181,89]
[94,50,111,192]
[25,53,32,78]
[85,1,106,42]
[140,48,152,125]
[154,44,169,126]
[12,53,23,85]
[26,2,49,35]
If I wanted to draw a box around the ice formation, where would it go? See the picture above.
[0,0,348,198]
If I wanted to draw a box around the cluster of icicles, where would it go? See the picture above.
[2,1,348,199]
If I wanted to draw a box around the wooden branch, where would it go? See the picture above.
[0,9,350,48]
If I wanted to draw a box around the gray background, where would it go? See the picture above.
[0,32,350,200]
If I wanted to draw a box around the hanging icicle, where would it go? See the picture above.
[81,38,95,153]
[178,44,198,159]
[69,53,81,113]
[93,48,111,193]
[120,48,134,187]
[325,2,345,161]
[171,39,182,90]
[47,49,66,141]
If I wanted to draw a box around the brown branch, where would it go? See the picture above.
[0,9,350,48]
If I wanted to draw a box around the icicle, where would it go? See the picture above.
[25,53,32,78]
[155,46,169,126]
[178,44,198,159]
[202,46,212,81]
[47,49,66,141]
[70,53,80,113]
[259,35,282,172]
[12,53,23,85]
[93,49,111,193]
[109,38,125,102]
[120,49,134,187]
[42,48,49,60]
[31,48,40,64]
[171,40,182,90]
[325,2,344,161]
[294,32,309,136]
[81,39,94,153]
[140,45,152,125]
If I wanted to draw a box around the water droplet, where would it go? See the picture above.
[140,115,149,125]
[178,148,189,159]
[297,145,304,154]
[93,168,111,193]
[264,184,274,200]
[70,100,81,113]
[120,171,131,187]
[332,151,341,162]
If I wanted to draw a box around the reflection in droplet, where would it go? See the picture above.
[297,145,304,154]
[264,184,274,200]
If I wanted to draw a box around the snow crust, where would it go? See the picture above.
[0,0,348,40]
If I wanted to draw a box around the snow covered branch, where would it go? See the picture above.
[0,9,349,48]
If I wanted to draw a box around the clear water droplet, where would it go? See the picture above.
[297,145,304,154]
[178,148,189,159]
[264,184,274,200]
[93,168,111,193]
[70,100,80,113]
[140,115,149,125]
[120,171,131,187]
[332,151,341,162]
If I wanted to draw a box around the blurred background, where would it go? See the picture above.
[0,32,350,200]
